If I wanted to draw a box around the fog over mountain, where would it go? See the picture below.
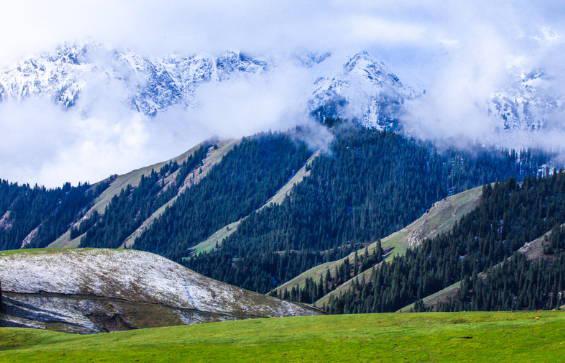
[0,0,563,186]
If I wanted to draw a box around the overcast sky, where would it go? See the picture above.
[2,1,563,72]
[0,0,563,186]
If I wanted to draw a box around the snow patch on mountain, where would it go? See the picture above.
[0,43,560,135]
[0,43,269,117]
[489,69,563,131]
[308,51,417,130]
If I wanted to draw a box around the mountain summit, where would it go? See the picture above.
[490,69,563,131]
[309,51,417,130]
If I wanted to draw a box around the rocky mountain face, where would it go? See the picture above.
[0,43,559,132]
[308,51,417,130]
[0,44,269,116]
[490,69,563,131]
[0,249,317,333]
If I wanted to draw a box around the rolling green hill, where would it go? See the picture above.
[0,312,563,362]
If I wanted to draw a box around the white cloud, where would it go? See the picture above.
[397,2,565,158]
[0,59,319,186]
[0,97,198,186]
[0,0,469,62]
[402,25,512,140]
[184,64,315,139]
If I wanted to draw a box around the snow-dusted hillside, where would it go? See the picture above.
[0,249,316,333]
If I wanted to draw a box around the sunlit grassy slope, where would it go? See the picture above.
[0,312,563,362]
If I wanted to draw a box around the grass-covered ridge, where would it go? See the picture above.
[0,312,563,362]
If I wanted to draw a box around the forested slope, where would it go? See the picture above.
[326,172,565,313]
[187,127,547,293]
[426,224,565,311]
[78,145,211,248]
[0,127,554,303]
[271,186,483,305]
[0,181,107,250]
[133,133,312,258]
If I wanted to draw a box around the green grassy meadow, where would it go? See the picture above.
[0,311,563,362]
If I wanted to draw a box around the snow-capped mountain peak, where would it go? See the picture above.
[489,68,562,131]
[344,51,391,81]
[308,51,416,130]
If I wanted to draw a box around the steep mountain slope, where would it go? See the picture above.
[131,133,312,258]
[0,181,108,250]
[121,140,240,249]
[0,249,316,333]
[47,140,231,248]
[271,186,482,305]
[187,128,547,293]
[190,150,321,255]
[0,128,551,301]
[2,133,314,251]
[405,223,565,312]
[325,173,565,313]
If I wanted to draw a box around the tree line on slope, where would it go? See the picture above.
[0,180,108,250]
[325,172,565,313]
[78,145,210,248]
[132,133,312,258]
[277,242,386,304]
[187,126,548,293]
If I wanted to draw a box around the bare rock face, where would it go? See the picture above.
[0,249,317,333]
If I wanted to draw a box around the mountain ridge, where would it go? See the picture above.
[1,43,558,132]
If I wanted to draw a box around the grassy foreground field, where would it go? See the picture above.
[0,312,563,362]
